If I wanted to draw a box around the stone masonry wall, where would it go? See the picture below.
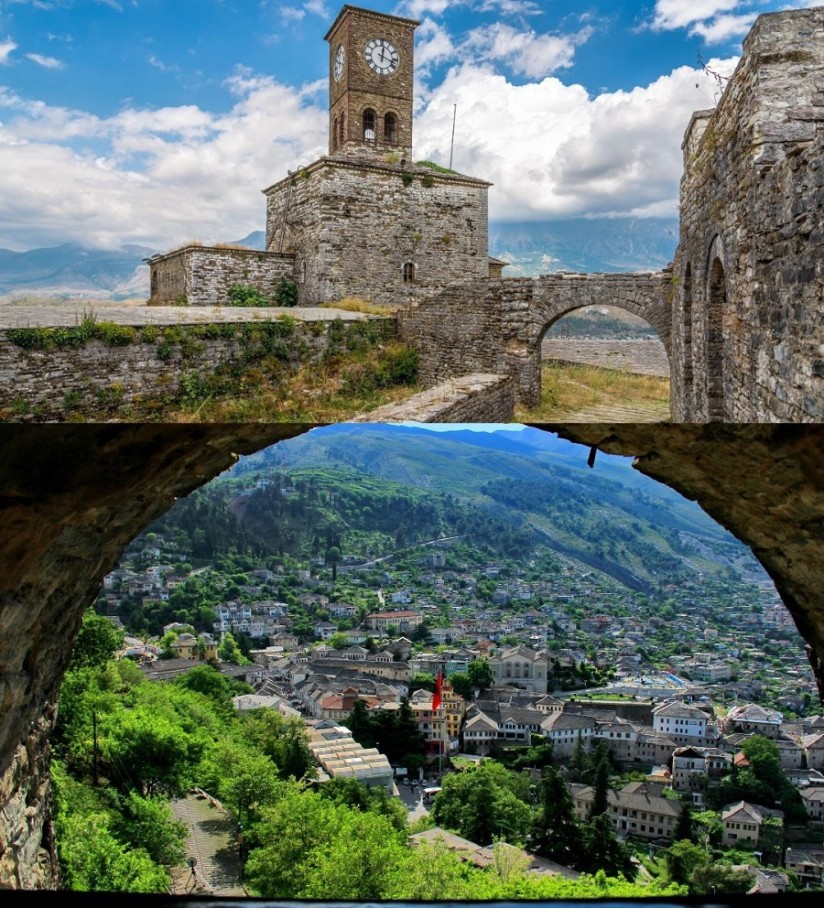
[357,373,515,423]
[148,247,296,306]
[265,156,490,306]
[399,271,671,406]
[671,7,824,422]
[0,316,394,420]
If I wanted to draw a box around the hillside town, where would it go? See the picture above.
[92,525,824,891]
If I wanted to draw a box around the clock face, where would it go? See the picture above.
[364,38,399,76]
[334,44,345,82]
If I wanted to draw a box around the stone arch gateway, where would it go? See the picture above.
[1,424,822,888]
[399,271,672,409]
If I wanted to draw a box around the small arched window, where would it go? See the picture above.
[363,108,376,142]
[403,261,416,284]
[301,260,307,283]
[384,112,398,144]
[339,114,346,147]
[332,116,338,150]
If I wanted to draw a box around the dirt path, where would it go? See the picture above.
[169,792,246,897]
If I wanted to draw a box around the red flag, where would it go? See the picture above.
[432,670,443,711]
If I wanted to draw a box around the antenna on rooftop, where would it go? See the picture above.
[449,104,457,170]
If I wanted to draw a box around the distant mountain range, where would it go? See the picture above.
[0,217,679,302]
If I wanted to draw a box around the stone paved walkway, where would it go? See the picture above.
[562,401,671,423]
[0,304,369,328]
[169,793,246,897]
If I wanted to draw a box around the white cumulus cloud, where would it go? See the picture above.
[26,52,64,68]
[463,21,590,78]
[0,38,17,64]
[0,74,327,250]
[414,57,739,221]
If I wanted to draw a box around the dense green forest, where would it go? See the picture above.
[147,467,537,564]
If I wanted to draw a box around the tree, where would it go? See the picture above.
[579,813,636,879]
[318,777,407,832]
[588,742,611,819]
[70,610,125,670]
[173,664,234,709]
[56,811,170,893]
[410,672,436,693]
[433,762,532,846]
[241,710,316,782]
[530,767,582,866]
[674,800,693,842]
[104,707,199,798]
[664,839,710,886]
[205,742,283,826]
[326,545,341,581]
[110,792,187,868]
[467,657,493,693]
[218,631,250,665]
[689,863,755,895]
[328,631,349,650]
[448,671,473,701]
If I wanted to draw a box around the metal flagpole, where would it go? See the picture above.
[449,105,457,170]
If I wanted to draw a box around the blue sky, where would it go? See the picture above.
[0,0,819,250]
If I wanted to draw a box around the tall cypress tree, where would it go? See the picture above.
[588,742,611,819]
[530,767,582,868]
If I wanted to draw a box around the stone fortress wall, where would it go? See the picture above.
[149,246,295,306]
[264,156,490,307]
[0,310,389,421]
[670,6,824,422]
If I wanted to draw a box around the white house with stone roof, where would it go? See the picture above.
[463,710,499,755]
[724,703,783,739]
[652,700,709,745]
[540,712,596,757]
[570,781,681,842]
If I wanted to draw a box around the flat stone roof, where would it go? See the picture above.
[0,305,373,329]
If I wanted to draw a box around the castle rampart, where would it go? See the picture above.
[671,7,824,421]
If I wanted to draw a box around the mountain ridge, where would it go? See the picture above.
[0,217,678,301]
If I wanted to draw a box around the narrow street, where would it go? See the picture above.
[169,792,246,897]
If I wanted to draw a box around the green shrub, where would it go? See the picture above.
[376,345,419,387]
[401,171,414,187]
[421,173,436,188]
[275,278,299,307]
[228,283,269,307]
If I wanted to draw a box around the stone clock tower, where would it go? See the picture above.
[149,4,493,308]
[325,5,418,158]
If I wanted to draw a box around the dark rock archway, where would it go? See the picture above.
[1,423,822,888]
